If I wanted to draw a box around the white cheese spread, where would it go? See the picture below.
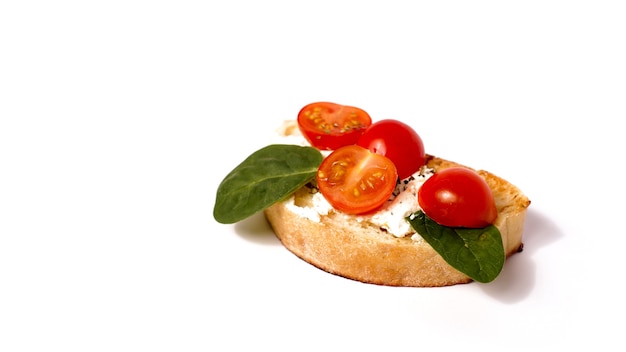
[284,191,332,223]
[274,121,432,239]
[358,169,433,238]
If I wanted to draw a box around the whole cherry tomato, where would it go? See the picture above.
[297,102,372,150]
[316,145,398,214]
[357,119,425,180]
[417,167,497,228]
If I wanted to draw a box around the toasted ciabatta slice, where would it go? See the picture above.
[264,121,531,287]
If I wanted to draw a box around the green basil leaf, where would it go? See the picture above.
[407,211,505,283]
[213,144,323,224]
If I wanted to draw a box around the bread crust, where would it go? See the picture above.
[264,122,531,287]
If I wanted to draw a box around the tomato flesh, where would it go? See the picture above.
[417,167,497,228]
[357,119,425,180]
[316,145,398,214]
[297,102,372,150]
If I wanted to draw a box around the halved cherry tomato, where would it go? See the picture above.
[297,102,372,150]
[316,145,398,214]
[357,119,425,180]
[417,167,497,228]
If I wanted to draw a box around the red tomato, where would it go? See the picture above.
[297,102,372,150]
[417,167,497,228]
[316,145,398,214]
[357,119,425,180]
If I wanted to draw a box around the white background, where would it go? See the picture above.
[1,1,625,351]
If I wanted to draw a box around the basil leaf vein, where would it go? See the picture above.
[213,144,323,224]
[407,211,505,283]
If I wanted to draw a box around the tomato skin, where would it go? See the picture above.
[417,167,497,228]
[297,102,372,150]
[316,145,398,215]
[356,119,425,180]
